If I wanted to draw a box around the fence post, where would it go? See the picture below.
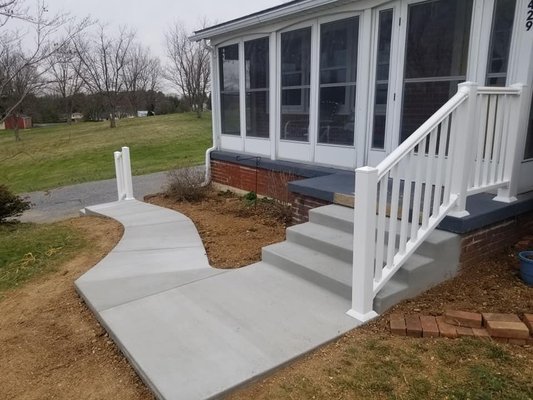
[494,83,527,203]
[121,147,134,200]
[448,82,478,218]
[114,151,125,201]
[347,166,379,323]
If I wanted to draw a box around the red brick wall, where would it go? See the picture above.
[211,160,301,200]
[460,211,533,267]
[292,194,330,224]
[211,159,331,224]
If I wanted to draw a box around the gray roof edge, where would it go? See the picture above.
[189,0,341,41]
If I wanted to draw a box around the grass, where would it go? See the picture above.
[233,335,533,400]
[0,113,212,193]
[0,222,86,296]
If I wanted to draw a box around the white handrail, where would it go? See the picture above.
[348,82,525,322]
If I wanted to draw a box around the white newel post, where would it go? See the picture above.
[121,147,134,200]
[114,147,134,201]
[448,82,478,218]
[494,83,527,203]
[347,166,379,322]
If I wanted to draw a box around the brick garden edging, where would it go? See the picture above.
[390,311,533,345]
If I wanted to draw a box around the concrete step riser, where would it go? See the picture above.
[286,229,353,264]
[262,248,351,299]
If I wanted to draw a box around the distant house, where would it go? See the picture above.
[137,111,149,117]
[5,115,32,130]
[71,113,83,123]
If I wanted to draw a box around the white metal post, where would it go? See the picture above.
[448,82,478,218]
[121,146,134,200]
[347,166,379,323]
[494,83,527,203]
[114,151,125,201]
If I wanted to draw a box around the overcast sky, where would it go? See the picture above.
[39,0,286,61]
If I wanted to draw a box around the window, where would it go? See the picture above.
[219,44,240,135]
[245,37,269,138]
[280,27,311,142]
[318,17,359,146]
[371,9,393,149]
[486,0,516,86]
[400,0,473,142]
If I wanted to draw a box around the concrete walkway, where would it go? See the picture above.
[76,199,360,400]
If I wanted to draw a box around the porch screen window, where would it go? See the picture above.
[245,37,269,138]
[400,0,473,143]
[280,27,311,142]
[318,17,358,146]
[486,0,516,86]
[219,44,240,135]
[371,9,393,149]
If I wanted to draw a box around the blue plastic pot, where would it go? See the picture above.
[518,251,533,286]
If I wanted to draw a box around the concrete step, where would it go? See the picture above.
[286,222,353,264]
[373,279,410,314]
[309,204,460,260]
[262,241,352,299]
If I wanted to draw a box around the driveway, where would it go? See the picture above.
[19,167,202,223]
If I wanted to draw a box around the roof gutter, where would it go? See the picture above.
[189,0,341,41]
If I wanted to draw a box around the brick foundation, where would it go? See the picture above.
[292,194,330,224]
[460,211,533,267]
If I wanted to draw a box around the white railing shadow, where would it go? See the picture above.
[114,146,134,201]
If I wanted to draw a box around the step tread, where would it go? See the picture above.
[287,222,353,251]
[264,241,352,287]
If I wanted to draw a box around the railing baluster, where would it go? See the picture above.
[482,95,497,186]
[399,153,413,254]
[422,129,438,229]
[375,175,388,281]
[496,95,510,183]
[473,94,488,189]
[490,94,505,185]
[386,164,401,268]
[410,137,426,239]
[432,119,448,216]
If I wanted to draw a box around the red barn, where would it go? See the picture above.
[4,115,32,130]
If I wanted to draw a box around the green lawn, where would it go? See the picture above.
[0,113,212,193]
[0,222,85,296]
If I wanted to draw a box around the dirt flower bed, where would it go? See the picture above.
[147,189,288,268]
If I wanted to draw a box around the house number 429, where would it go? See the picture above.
[527,1,533,31]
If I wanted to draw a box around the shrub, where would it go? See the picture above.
[165,167,210,202]
[0,185,31,223]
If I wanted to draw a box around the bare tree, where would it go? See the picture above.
[47,42,84,124]
[122,43,161,114]
[75,25,135,128]
[0,0,91,139]
[164,22,210,118]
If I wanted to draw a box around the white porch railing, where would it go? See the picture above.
[348,82,525,322]
[114,146,134,201]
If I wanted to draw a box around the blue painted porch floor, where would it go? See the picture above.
[76,200,360,400]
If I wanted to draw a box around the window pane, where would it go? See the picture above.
[401,81,462,142]
[219,44,240,135]
[405,0,473,79]
[246,91,269,138]
[372,9,393,150]
[245,37,269,90]
[221,93,240,135]
[486,0,516,86]
[525,96,533,160]
[401,0,473,143]
[318,17,358,146]
[245,37,269,138]
[318,86,356,146]
[219,44,239,92]
[281,28,311,142]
